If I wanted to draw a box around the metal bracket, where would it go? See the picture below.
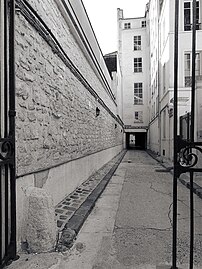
[0,137,15,165]
[175,135,202,177]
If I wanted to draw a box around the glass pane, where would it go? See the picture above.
[196,2,200,26]
[195,53,200,75]
[184,2,191,30]
[184,2,190,8]
[184,9,191,24]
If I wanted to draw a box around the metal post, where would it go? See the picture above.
[0,168,2,266]
[4,0,9,260]
[9,0,17,261]
[172,0,179,268]
[189,1,197,268]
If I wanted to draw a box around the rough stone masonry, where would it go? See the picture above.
[14,0,123,252]
[15,1,123,177]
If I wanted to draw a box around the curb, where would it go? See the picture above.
[178,179,202,199]
[58,150,127,250]
[146,149,202,200]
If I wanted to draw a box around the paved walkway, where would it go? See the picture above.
[6,150,202,269]
[147,150,202,199]
[55,150,126,232]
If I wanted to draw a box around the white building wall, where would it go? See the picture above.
[116,57,124,120]
[147,0,161,154]
[158,0,202,160]
[118,10,149,133]
[119,0,202,159]
[148,119,159,153]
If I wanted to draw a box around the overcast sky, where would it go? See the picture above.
[82,0,149,55]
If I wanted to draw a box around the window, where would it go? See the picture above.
[124,23,131,29]
[156,96,159,114]
[134,36,141,50]
[142,21,146,28]
[134,111,143,123]
[184,52,201,86]
[184,2,191,30]
[196,1,200,28]
[184,1,200,31]
[163,109,166,138]
[184,53,191,86]
[134,83,143,104]
[196,53,200,75]
[134,58,142,72]
[134,112,139,120]
[163,64,166,93]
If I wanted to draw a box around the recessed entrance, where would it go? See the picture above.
[126,132,147,150]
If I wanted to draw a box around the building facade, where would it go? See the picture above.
[147,0,161,155]
[157,0,202,160]
[118,0,202,160]
[117,8,150,149]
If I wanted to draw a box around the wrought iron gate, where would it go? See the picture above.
[0,0,16,268]
[173,0,202,268]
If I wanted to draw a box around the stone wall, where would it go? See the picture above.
[15,1,123,177]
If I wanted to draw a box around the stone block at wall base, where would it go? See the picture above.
[24,187,57,253]
[16,145,123,251]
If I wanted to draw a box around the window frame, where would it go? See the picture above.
[163,64,166,93]
[184,1,200,31]
[163,109,166,138]
[141,21,146,28]
[134,111,143,123]
[124,22,131,29]
[184,51,201,87]
[134,35,141,51]
[134,82,143,105]
[134,57,142,73]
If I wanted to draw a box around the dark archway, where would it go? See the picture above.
[126,132,147,150]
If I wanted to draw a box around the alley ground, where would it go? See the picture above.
[7,150,202,269]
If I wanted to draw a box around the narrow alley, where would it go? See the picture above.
[1,1,202,269]
[8,150,202,269]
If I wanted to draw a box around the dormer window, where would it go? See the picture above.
[124,23,131,29]
[141,21,146,28]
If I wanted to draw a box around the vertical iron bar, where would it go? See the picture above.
[191,2,196,140]
[0,167,2,266]
[9,0,16,260]
[189,171,194,269]
[0,0,3,265]
[189,1,197,268]
[4,164,9,256]
[4,0,8,138]
[173,0,179,268]
[187,113,190,165]
[4,0,9,259]
[5,165,9,257]
[0,3,2,140]
[187,113,190,141]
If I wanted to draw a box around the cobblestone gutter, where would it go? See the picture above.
[55,150,126,251]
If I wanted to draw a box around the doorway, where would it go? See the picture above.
[126,132,147,150]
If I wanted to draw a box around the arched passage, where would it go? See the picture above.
[126,132,147,150]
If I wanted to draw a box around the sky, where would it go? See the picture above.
[82,0,149,55]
